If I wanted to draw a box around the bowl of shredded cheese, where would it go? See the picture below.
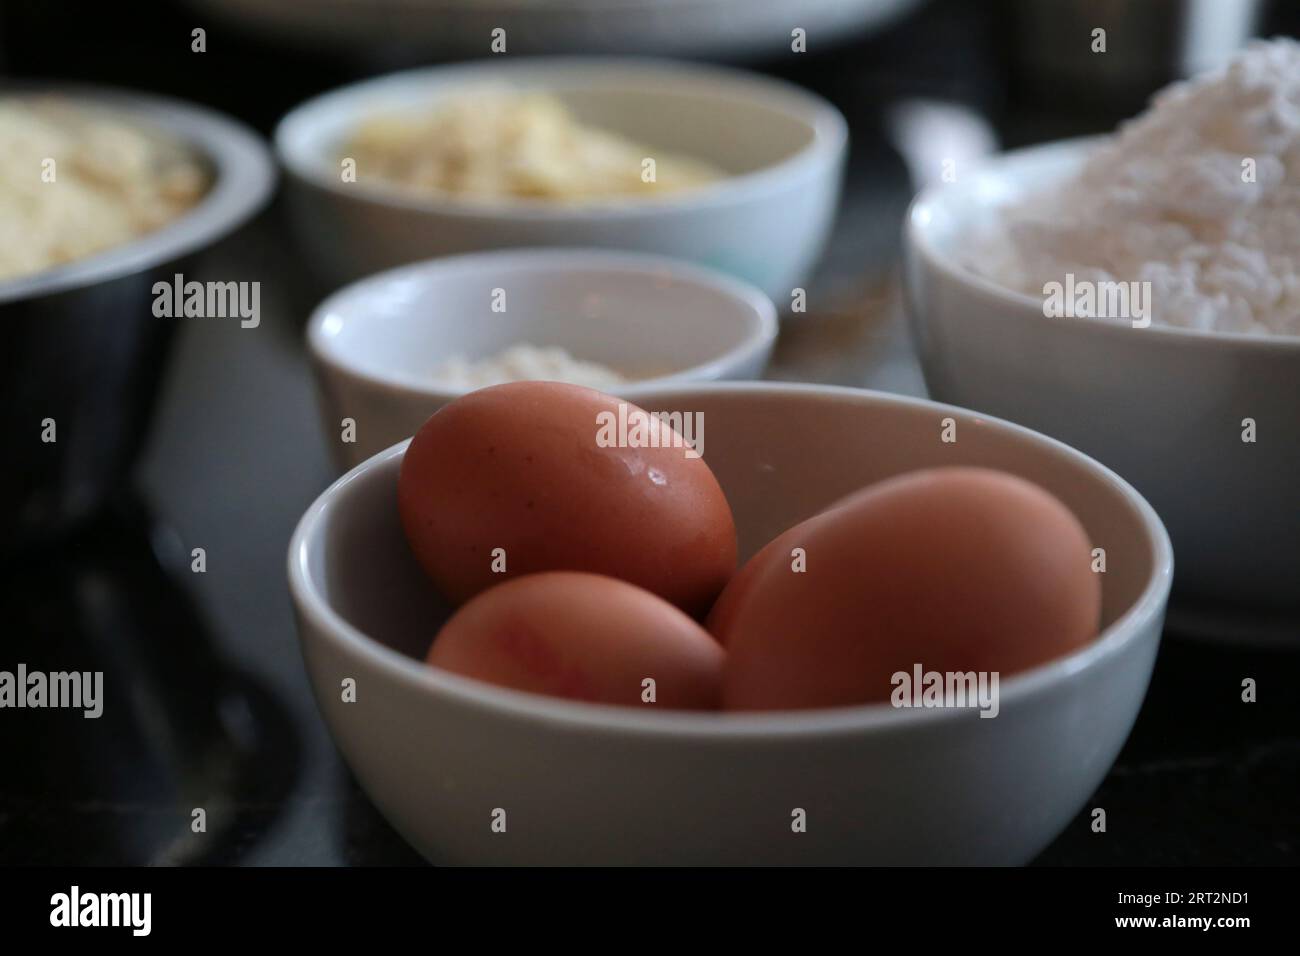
[274,57,847,303]
[0,96,207,287]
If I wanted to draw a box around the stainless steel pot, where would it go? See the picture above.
[0,87,276,556]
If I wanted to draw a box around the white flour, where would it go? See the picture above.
[977,39,1300,337]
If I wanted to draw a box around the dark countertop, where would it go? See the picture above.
[1,0,1296,866]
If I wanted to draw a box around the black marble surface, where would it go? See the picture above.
[1,0,1296,866]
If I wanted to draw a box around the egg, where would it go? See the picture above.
[426,572,724,709]
[398,381,736,616]
[715,467,1102,711]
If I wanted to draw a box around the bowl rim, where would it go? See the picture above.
[306,247,780,398]
[287,381,1174,740]
[905,135,1300,351]
[0,83,277,305]
[272,56,848,221]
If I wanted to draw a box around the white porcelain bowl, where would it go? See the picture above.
[288,383,1172,866]
[190,0,923,61]
[274,57,846,302]
[308,248,778,470]
[904,138,1300,617]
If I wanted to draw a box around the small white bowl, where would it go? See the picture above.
[288,383,1172,866]
[274,57,847,302]
[308,248,778,470]
[904,137,1300,618]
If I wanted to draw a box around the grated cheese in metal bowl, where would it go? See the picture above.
[0,96,208,283]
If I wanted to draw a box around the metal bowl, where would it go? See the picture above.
[0,87,276,557]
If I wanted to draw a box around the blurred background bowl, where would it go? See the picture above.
[0,87,276,558]
[274,57,847,303]
[189,0,926,63]
[904,137,1300,619]
[308,248,778,469]
[289,382,1172,865]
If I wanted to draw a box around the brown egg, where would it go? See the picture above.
[426,572,724,709]
[716,467,1102,711]
[397,382,736,616]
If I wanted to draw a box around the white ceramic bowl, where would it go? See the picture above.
[274,57,846,302]
[904,137,1300,618]
[190,0,923,61]
[288,383,1172,866]
[308,248,778,470]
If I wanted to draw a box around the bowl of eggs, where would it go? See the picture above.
[274,57,847,302]
[288,380,1172,865]
[308,248,778,470]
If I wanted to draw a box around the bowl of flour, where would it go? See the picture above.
[904,39,1300,624]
